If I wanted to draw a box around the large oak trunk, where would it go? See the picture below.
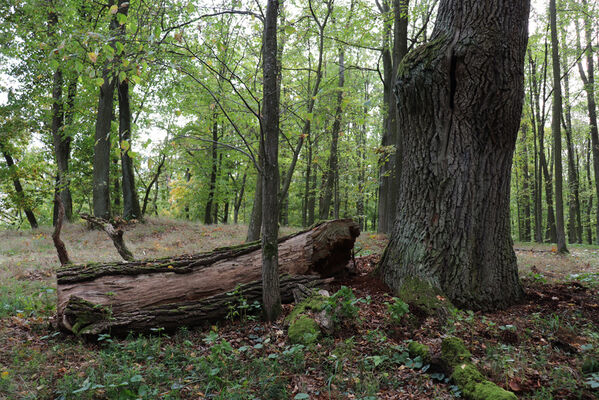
[56,219,359,335]
[379,0,529,310]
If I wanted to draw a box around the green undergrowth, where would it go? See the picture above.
[0,279,56,319]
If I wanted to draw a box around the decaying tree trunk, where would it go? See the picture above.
[56,219,360,335]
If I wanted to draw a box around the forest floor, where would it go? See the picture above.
[0,218,598,399]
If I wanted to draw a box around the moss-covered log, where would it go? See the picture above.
[56,219,360,335]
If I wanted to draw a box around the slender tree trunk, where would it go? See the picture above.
[586,139,594,244]
[319,48,344,220]
[520,123,532,241]
[234,172,247,224]
[550,0,567,253]
[561,27,581,243]
[377,0,408,233]
[308,157,317,226]
[118,79,141,220]
[356,80,368,231]
[278,0,331,208]
[246,141,263,242]
[1,146,38,229]
[49,6,73,225]
[93,0,118,219]
[302,138,312,227]
[528,63,543,243]
[380,0,529,310]
[141,154,165,217]
[577,0,599,245]
[261,0,281,322]
[204,115,218,224]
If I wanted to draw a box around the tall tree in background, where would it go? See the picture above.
[319,48,345,219]
[118,1,141,221]
[261,0,281,322]
[376,0,408,233]
[577,0,599,244]
[379,0,530,310]
[48,3,74,224]
[93,0,118,219]
[550,0,567,253]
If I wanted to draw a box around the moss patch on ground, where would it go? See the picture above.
[288,315,320,345]
[407,341,431,363]
[443,337,516,400]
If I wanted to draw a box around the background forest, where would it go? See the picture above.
[1,0,596,245]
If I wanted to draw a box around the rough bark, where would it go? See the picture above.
[261,0,282,322]
[379,0,529,310]
[549,0,567,253]
[56,219,360,335]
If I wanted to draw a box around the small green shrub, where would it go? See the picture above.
[385,297,409,324]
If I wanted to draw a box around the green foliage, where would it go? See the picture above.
[325,285,369,324]
[385,297,409,324]
[225,285,261,322]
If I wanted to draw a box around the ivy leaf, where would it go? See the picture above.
[115,41,125,55]
[116,12,127,25]
[120,140,130,152]
[102,44,114,61]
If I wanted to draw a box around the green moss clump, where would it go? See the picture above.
[285,295,327,325]
[582,357,599,374]
[288,315,319,345]
[452,364,517,400]
[441,337,472,368]
[407,341,431,363]
[451,363,485,393]
[398,277,454,316]
[447,342,517,400]
[471,381,518,400]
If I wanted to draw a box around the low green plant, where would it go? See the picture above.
[225,285,261,321]
[325,286,369,324]
[385,297,409,324]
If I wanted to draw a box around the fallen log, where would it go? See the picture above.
[56,219,360,335]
